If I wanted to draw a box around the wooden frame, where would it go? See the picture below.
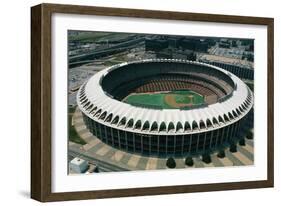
[31,3,274,202]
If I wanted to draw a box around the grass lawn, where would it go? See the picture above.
[68,106,87,145]
[124,90,204,109]
[124,93,166,109]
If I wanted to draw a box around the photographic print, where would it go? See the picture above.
[68,31,254,174]
[31,4,273,201]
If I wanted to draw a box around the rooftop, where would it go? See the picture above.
[70,157,87,166]
[199,54,253,69]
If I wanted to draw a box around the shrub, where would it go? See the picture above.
[202,153,211,164]
[94,166,99,173]
[217,150,225,158]
[230,144,237,153]
[239,139,246,146]
[246,131,253,139]
[166,157,176,168]
[185,157,194,166]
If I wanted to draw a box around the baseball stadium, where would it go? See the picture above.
[77,59,253,157]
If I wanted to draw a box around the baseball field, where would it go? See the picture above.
[123,90,205,109]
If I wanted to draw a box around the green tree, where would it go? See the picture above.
[239,139,245,146]
[230,144,237,153]
[217,150,225,158]
[166,157,176,168]
[246,131,253,140]
[185,157,194,166]
[202,153,211,164]
[94,166,99,173]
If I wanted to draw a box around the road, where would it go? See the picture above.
[68,150,130,173]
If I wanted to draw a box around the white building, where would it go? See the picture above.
[69,157,88,173]
[77,59,253,157]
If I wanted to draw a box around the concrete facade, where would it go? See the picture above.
[77,59,254,157]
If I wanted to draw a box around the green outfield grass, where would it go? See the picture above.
[123,90,205,109]
[124,93,167,108]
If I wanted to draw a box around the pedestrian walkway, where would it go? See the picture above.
[70,107,254,172]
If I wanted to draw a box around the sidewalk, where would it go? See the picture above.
[70,107,254,172]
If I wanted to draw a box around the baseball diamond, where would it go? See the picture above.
[77,59,254,157]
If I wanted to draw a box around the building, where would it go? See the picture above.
[178,38,209,52]
[69,157,89,173]
[145,39,169,52]
[199,54,254,80]
[77,59,253,157]
[156,49,196,61]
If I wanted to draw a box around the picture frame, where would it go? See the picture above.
[31,3,274,202]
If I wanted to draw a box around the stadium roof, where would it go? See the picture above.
[77,59,253,135]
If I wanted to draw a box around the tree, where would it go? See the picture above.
[94,166,99,173]
[166,157,176,168]
[202,153,211,164]
[217,150,225,158]
[239,138,246,146]
[246,131,253,140]
[185,157,194,166]
[230,144,237,153]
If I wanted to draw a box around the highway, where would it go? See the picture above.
[69,38,145,67]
